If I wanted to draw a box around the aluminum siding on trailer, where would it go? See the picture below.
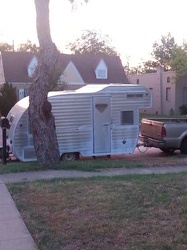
[6,84,152,161]
[14,110,30,160]
[50,94,93,156]
[7,98,29,160]
[110,93,139,154]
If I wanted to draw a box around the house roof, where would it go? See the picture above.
[1,51,33,82]
[57,54,128,84]
[1,51,128,84]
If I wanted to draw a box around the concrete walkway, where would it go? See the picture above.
[0,178,37,250]
[1,165,187,250]
[2,165,187,184]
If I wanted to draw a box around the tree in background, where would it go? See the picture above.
[17,40,39,53]
[142,33,187,81]
[0,42,13,52]
[0,40,39,52]
[151,33,176,70]
[126,33,178,74]
[67,29,118,56]
[0,82,17,116]
[130,33,187,83]
[29,0,89,166]
[142,33,177,73]
[124,63,143,75]
[169,42,187,81]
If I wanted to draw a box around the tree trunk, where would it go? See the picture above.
[29,0,60,166]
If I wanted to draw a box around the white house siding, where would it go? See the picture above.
[11,82,31,101]
[60,61,84,88]
[128,67,178,115]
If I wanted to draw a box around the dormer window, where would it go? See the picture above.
[27,56,38,77]
[97,69,107,79]
[95,59,108,79]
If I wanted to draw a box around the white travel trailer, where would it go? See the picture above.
[6,84,151,162]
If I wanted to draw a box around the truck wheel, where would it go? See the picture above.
[61,153,79,161]
[180,139,187,154]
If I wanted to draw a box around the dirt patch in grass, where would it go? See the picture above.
[8,174,187,249]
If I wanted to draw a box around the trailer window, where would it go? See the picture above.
[127,93,143,98]
[121,111,134,125]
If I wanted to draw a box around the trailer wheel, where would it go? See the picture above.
[61,153,79,161]
[180,139,187,154]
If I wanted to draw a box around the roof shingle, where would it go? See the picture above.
[1,51,128,84]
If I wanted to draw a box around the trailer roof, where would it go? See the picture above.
[75,84,145,93]
[15,83,150,110]
[46,84,150,98]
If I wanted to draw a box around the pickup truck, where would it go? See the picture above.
[139,118,187,154]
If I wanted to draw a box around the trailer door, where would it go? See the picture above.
[93,96,111,154]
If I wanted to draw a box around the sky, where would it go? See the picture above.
[0,0,187,67]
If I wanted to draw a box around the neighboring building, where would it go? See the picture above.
[128,67,187,115]
[0,51,128,100]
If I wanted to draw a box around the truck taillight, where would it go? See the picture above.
[161,127,166,137]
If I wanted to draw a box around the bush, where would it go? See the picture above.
[179,104,187,115]
[0,82,17,116]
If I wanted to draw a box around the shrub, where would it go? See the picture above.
[179,104,187,115]
[0,82,17,116]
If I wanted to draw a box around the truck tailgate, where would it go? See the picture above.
[140,118,165,140]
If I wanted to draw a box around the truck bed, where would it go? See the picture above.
[141,118,187,139]
[139,118,187,153]
[140,118,165,140]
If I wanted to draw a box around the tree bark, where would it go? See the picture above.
[29,0,60,166]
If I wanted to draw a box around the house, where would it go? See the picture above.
[0,51,128,100]
[128,67,187,115]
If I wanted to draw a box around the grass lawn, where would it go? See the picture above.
[8,173,187,250]
[1,150,187,175]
